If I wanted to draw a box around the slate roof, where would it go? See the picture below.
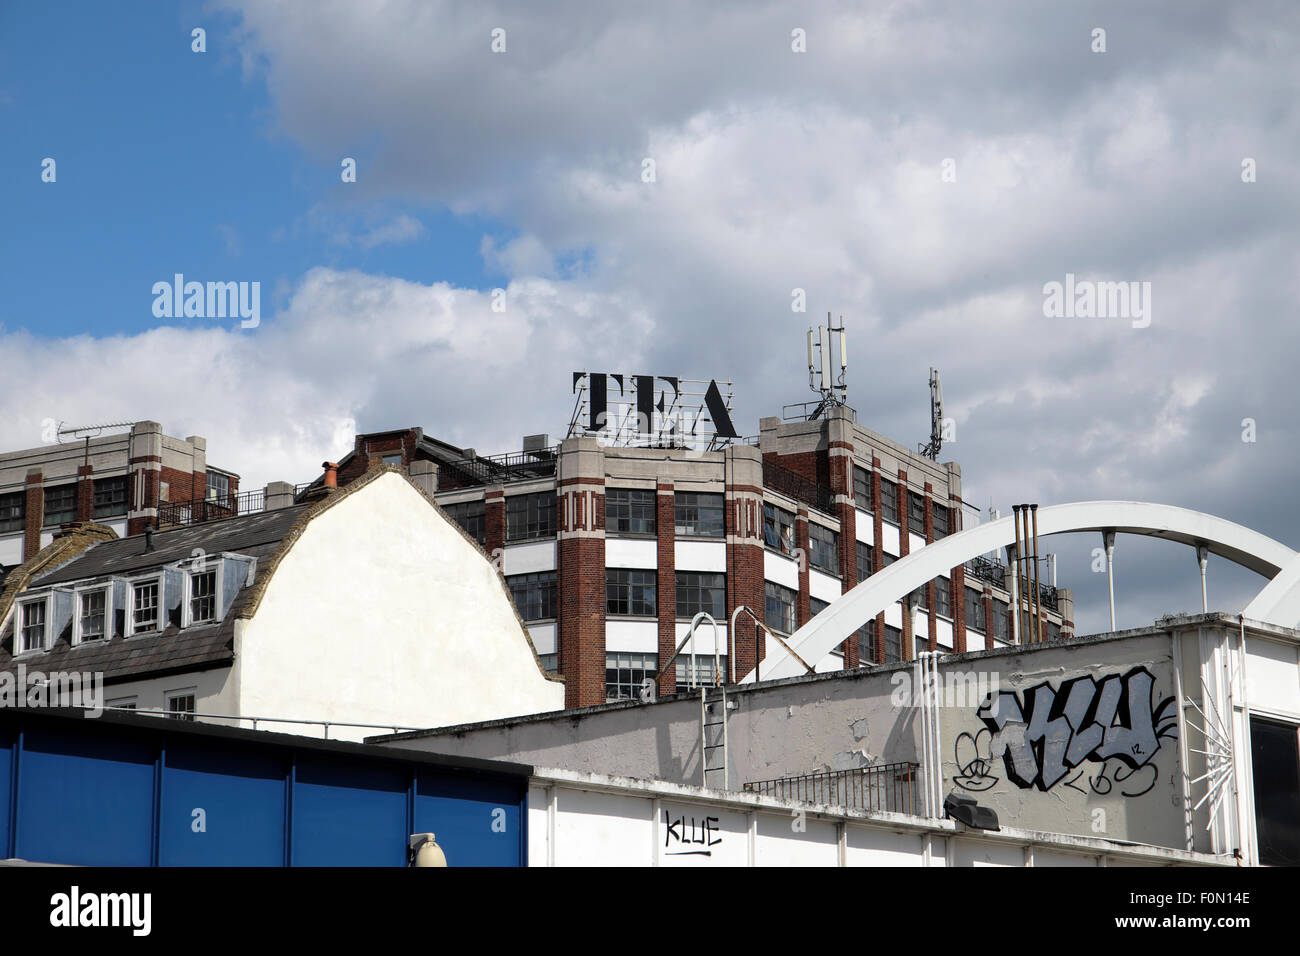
[1,505,311,685]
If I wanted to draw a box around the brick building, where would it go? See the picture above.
[0,421,240,569]
[321,408,1073,710]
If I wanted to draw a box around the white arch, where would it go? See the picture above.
[741,500,1297,683]
[1243,552,1300,625]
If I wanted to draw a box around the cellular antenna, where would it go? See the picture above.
[918,367,944,460]
[802,312,848,419]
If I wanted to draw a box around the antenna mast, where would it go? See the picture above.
[804,313,848,419]
[918,367,944,460]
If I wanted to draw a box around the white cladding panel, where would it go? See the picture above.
[673,621,727,655]
[605,619,659,653]
[504,540,557,575]
[854,510,873,546]
[880,523,900,556]
[764,551,799,591]
[528,622,557,656]
[936,617,954,648]
[809,569,842,605]
[674,540,726,572]
[606,537,658,569]
[0,533,21,567]
[910,533,927,553]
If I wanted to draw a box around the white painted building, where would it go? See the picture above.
[0,466,565,740]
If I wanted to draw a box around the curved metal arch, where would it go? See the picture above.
[741,500,1297,683]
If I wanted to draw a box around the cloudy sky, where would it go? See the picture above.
[1,1,1297,633]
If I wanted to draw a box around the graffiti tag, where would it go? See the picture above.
[973,666,1178,792]
[663,811,722,856]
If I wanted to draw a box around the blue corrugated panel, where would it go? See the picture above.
[416,769,524,867]
[160,742,286,866]
[16,726,155,866]
[291,757,409,866]
[0,728,12,857]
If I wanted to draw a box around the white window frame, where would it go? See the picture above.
[15,595,51,655]
[126,573,165,637]
[165,686,198,720]
[72,583,113,646]
[106,696,138,712]
[183,560,223,628]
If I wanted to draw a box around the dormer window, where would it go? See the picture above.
[188,569,217,624]
[75,587,109,643]
[18,599,47,653]
[129,577,161,634]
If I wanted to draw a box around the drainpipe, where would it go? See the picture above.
[1009,506,1022,644]
[1030,504,1043,643]
[1103,530,1117,631]
[1197,545,1209,613]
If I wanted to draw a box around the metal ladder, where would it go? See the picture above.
[700,684,728,790]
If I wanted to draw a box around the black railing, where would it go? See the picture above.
[965,555,1006,588]
[444,446,559,486]
[744,762,919,815]
[762,460,835,515]
[158,488,264,527]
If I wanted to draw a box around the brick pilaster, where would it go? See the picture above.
[830,437,858,667]
[23,470,42,560]
[76,464,94,522]
[557,438,607,708]
[952,564,967,653]
[871,458,885,664]
[982,589,995,651]
[656,483,677,696]
[485,485,505,566]
[924,482,936,653]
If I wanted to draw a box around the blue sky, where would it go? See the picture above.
[1,1,1298,633]
[0,2,496,339]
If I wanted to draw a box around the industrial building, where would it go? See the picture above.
[310,375,1072,709]
[0,421,240,568]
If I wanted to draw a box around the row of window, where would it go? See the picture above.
[505,569,730,622]
[851,466,950,537]
[605,652,729,701]
[16,567,220,655]
[104,692,196,720]
[0,477,129,534]
[442,490,727,546]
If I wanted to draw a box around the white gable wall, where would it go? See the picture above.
[236,473,564,740]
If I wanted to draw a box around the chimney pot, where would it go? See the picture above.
[322,461,339,488]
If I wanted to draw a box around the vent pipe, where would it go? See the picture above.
[1030,504,1043,642]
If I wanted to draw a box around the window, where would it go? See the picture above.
[537,653,559,674]
[965,586,986,632]
[76,588,108,643]
[853,466,872,512]
[43,484,76,527]
[762,503,796,555]
[606,652,657,701]
[856,542,873,583]
[765,581,795,634]
[856,626,876,665]
[166,691,197,721]
[992,599,1010,640]
[443,500,486,546]
[911,585,929,611]
[188,569,217,624]
[808,524,839,574]
[933,503,950,539]
[675,654,727,693]
[92,476,128,519]
[810,597,829,618]
[506,492,556,541]
[1044,620,1061,642]
[606,568,657,616]
[880,478,899,523]
[107,697,137,711]
[934,577,952,618]
[0,491,23,534]
[131,578,162,634]
[916,636,930,658]
[884,625,903,664]
[19,599,46,653]
[907,491,926,530]
[507,571,557,621]
[606,488,656,535]
[676,571,725,619]
[382,453,403,465]
[1250,717,1300,866]
[674,492,724,537]
[206,471,230,501]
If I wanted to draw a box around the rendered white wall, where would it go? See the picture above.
[674,540,725,572]
[503,540,556,575]
[854,510,873,545]
[605,538,657,569]
[236,473,564,741]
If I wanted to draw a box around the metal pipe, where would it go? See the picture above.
[1104,530,1117,630]
[1011,505,1024,643]
[1030,504,1043,643]
[1197,545,1209,613]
